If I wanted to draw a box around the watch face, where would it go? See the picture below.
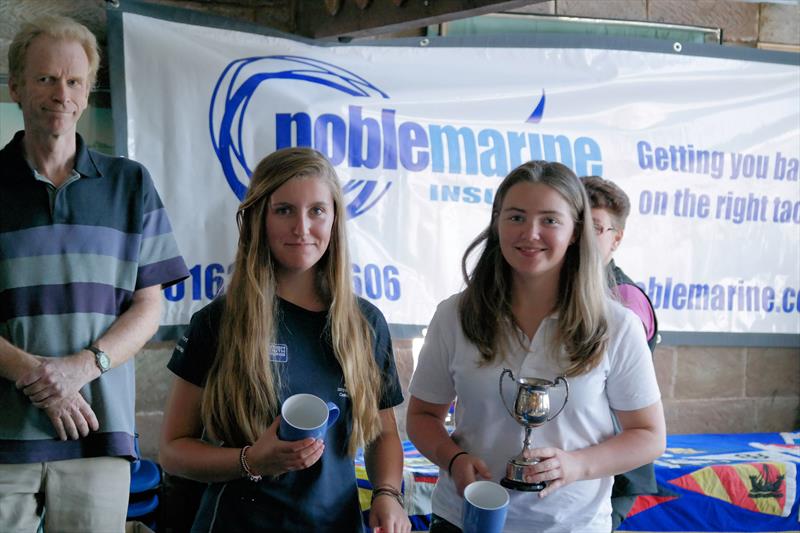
[97,352,110,371]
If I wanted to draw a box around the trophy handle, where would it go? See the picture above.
[499,368,516,419]
[546,376,569,421]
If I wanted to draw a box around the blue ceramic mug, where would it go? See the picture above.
[463,480,510,533]
[278,393,340,441]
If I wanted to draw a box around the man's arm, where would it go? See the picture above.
[16,284,163,407]
[0,337,40,382]
[1,336,100,441]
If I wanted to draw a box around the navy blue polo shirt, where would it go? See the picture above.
[0,130,189,463]
[168,295,404,532]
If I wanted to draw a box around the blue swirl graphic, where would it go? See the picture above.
[209,55,392,218]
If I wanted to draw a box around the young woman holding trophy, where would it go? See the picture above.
[407,161,666,532]
[160,148,410,532]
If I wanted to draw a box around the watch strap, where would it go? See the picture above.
[87,345,110,373]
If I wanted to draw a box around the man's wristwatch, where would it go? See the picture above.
[87,345,111,374]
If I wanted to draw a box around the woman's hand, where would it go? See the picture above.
[522,446,584,497]
[247,416,325,476]
[450,453,492,497]
[368,493,411,533]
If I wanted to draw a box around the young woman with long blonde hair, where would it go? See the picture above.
[406,161,665,532]
[160,147,410,532]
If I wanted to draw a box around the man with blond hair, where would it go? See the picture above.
[0,15,187,531]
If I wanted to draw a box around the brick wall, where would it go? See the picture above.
[511,0,800,49]
[657,345,799,434]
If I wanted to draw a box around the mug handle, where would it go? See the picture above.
[326,402,340,428]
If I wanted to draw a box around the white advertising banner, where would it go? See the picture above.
[116,11,800,337]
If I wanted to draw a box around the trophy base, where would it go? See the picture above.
[500,477,546,492]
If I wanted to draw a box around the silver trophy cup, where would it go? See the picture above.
[499,368,569,491]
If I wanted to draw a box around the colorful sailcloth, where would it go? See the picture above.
[620,433,800,532]
[669,462,795,517]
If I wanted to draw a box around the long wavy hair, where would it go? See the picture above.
[201,147,383,455]
[459,161,609,376]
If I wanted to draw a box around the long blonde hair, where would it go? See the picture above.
[201,147,383,455]
[459,161,609,376]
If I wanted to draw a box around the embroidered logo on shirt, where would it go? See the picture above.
[270,343,288,363]
[175,336,188,353]
[337,386,349,399]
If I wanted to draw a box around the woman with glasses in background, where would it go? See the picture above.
[581,176,658,353]
[582,175,660,530]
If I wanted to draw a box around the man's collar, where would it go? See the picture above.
[3,130,103,180]
[72,133,103,179]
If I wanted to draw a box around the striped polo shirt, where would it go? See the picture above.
[0,131,189,463]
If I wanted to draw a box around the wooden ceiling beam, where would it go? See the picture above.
[296,0,549,40]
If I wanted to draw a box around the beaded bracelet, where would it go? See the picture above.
[370,485,404,508]
[447,451,469,476]
[240,445,263,482]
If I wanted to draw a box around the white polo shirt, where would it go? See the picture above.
[408,292,661,533]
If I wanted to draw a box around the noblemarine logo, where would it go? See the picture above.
[209,55,392,218]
